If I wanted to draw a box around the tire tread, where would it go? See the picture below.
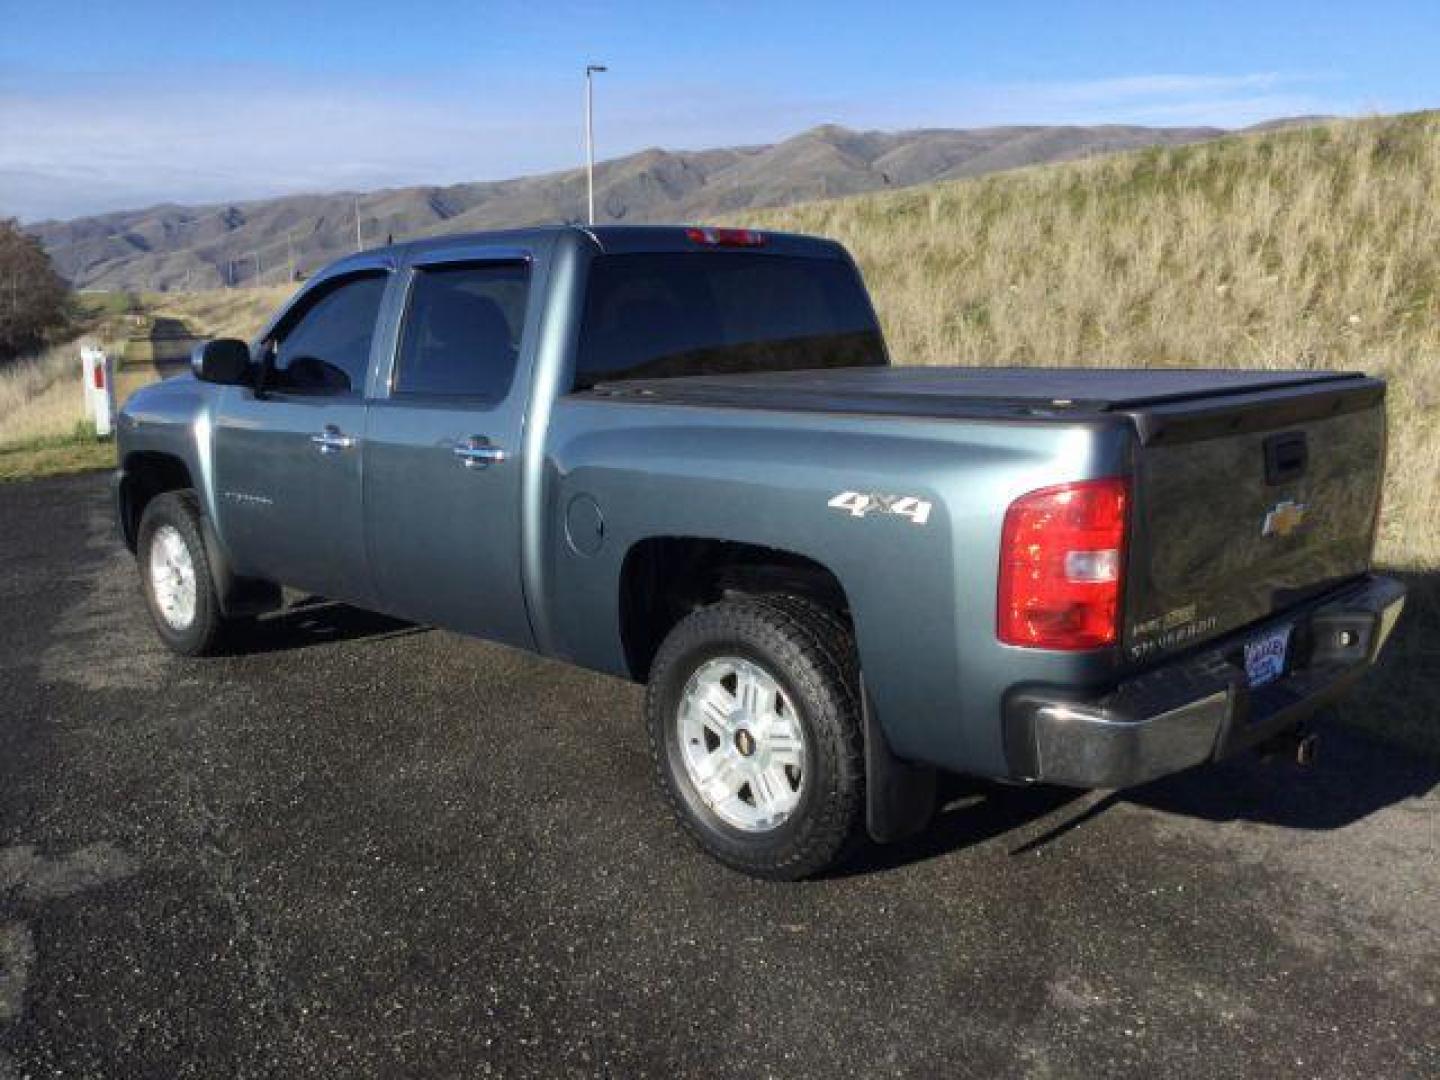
[645,594,865,880]
[137,489,227,657]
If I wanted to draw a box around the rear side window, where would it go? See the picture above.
[395,262,530,400]
[269,271,388,395]
[573,253,886,390]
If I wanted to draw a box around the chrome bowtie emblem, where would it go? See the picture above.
[1263,499,1307,538]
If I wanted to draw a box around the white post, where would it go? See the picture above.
[585,64,607,224]
[585,72,594,224]
[80,345,114,437]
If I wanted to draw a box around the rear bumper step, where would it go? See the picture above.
[1002,574,1406,788]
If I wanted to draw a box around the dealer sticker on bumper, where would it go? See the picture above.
[1244,625,1292,688]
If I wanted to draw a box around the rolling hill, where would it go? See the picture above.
[30,122,1239,291]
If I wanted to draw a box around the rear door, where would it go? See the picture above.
[1124,384,1386,663]
[212,266,393,604]
[362,250,536,648]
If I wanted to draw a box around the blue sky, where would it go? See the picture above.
[2,0,1437,221]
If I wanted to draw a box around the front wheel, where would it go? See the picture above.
[136,490,229,657]
[645,596,865,880]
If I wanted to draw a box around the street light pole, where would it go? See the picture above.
[585,63,607,225]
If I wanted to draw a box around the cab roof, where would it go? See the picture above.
[335,224,846,266]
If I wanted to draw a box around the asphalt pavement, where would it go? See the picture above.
[1,472,1437,1079]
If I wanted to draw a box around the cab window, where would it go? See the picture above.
[266,271,389,395]
[573,253,885,390]
[393,262,530,401]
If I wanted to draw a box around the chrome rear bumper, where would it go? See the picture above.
[1002,575,1406,788]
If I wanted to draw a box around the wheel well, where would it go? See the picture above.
[118,453,194,551]
[619,537,851,682]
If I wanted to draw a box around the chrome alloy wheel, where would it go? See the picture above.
[148,524,198,630]
[677,656,806,832]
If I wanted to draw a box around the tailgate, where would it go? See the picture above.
[1124,379,1386,663]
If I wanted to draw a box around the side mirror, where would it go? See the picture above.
[192,339,252,385]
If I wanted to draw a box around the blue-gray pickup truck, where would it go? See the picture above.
[114,225,1406,879]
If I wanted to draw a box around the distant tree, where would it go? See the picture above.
[0,218,69,363]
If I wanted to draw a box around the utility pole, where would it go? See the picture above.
[354,196,363,252]
[250,251,262,286]
[585,63,607,225]
[287,231,295,283]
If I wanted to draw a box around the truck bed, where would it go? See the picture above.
[588,366,1382,445]
[590,363,1387,661]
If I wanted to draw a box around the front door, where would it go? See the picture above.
[211,268,391,604]
[363,256,535,648]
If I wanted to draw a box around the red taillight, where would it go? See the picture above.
[685,226,766,247]
[997,478,1129,650]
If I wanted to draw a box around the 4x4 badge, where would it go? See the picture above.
[827,491,933,526]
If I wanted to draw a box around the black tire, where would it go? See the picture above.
[136,490,227,657]
[645,596,865,880]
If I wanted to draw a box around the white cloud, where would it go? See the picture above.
[1,79,569,220]
[1,68,845,221]
[1027,72,1290,104]
[827,71,1343,132]
[0,68,1350,222]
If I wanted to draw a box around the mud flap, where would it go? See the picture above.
[863,679,937,843]
[198,509,282,618]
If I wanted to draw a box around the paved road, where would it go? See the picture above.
[1,473,1437,1079]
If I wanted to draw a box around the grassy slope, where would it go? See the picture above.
[734,111,1439,755]
[0,429,116,482]
[0,285,295,479]
[137,285,295,342]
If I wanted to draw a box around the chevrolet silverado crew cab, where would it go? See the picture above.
[115,225,1406,879]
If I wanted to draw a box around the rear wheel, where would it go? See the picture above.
[646,596,864,880]
[136,490,228,656]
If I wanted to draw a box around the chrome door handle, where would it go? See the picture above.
[310,425,356,454]
[453,436,507,469]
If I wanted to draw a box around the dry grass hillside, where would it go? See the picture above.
[142,285,295,342]
[0,285,294,478]
[735,111,1440,571]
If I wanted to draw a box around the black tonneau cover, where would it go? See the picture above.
[592,365,1362,412]
[587,366,1381,444]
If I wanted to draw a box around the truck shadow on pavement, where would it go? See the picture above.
[844,568,1439,876]
[1122,724,1438,828]
[842,729,1438,877]
[223,597,427,655]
